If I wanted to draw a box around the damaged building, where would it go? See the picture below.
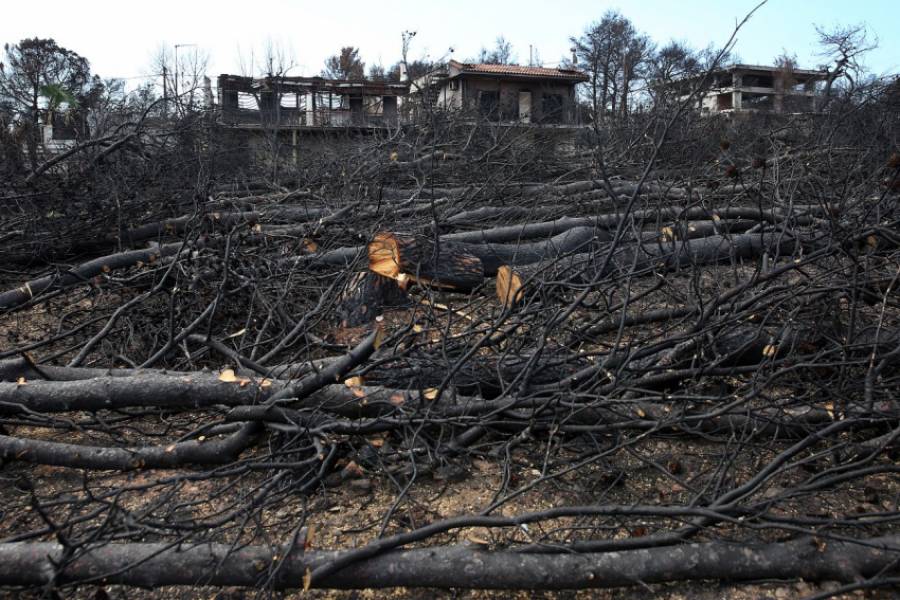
[215,73,410,162]
[408,60,588,125]
[669,63,827,114]
[217,74,408,130]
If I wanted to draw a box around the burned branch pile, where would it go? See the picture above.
[0,94,899,598]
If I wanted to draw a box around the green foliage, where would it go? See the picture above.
[322,47,365,80]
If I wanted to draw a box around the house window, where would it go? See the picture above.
[449,80,459,91]
[540,94,564,123]
[478,90,500,121]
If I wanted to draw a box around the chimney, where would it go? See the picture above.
[399,62,409,83]
[203,76,214,108]
[571,47,577,67]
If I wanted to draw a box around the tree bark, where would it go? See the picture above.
[0,535,896,590]
[498,233,800,306]
[0,372,281,414]
[0,422,260,470]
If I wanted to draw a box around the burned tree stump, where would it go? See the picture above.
[338,272,410,328]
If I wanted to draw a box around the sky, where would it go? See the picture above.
[1,0,897,88]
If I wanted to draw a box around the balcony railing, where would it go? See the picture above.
[219,107,401,129]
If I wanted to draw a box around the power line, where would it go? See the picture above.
[104,74,164,80]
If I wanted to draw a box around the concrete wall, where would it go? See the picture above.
[439,83,463,110]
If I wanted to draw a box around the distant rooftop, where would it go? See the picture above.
[218,74,409,96]
[712,63,827,77]
[447,60,589,82]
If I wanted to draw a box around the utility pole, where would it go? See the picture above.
[174,43,197,115]
[162,65,168,117]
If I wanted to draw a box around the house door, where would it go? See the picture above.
[518,91,532,123]
[383,96,397,124]
[350,97,364,125]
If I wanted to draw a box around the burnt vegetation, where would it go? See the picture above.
[1,10,899,599]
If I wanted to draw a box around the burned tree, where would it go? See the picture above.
[816,23,877,109]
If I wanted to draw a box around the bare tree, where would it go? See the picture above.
[571,11,649,122]
[368,63,389,81]
[151,43,210,116]
[816,23,877,108]
[618,31,654,117]
[477,36,516,65]
[646,41,700,107]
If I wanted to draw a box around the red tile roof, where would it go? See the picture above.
[449,60,588,81]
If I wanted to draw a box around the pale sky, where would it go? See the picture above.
[1,0,897,88]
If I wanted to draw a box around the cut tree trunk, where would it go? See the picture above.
[660,219,758,241]
[296,206,806,270]
[369,233,485,291]
[371,227,601,278]
[457,226,601,275]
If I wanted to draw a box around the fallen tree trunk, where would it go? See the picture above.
[443,205,563,227]
[457,226,602,275]
[498,233,801,306]
[444,206,814,245]
[0,369,466,419]
[0,243,186,310]
[660,219,758,241]
[0,422,260,470]
[0,535,896,590]
[0,355,347,385]
[573,306,698,339]
[293,206,811,270]
[372,227,602,278]
[113,211,258,247]
[0,372,281,414]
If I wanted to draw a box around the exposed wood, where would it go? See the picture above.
[369,232,485,291]
[338,271,410,327]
